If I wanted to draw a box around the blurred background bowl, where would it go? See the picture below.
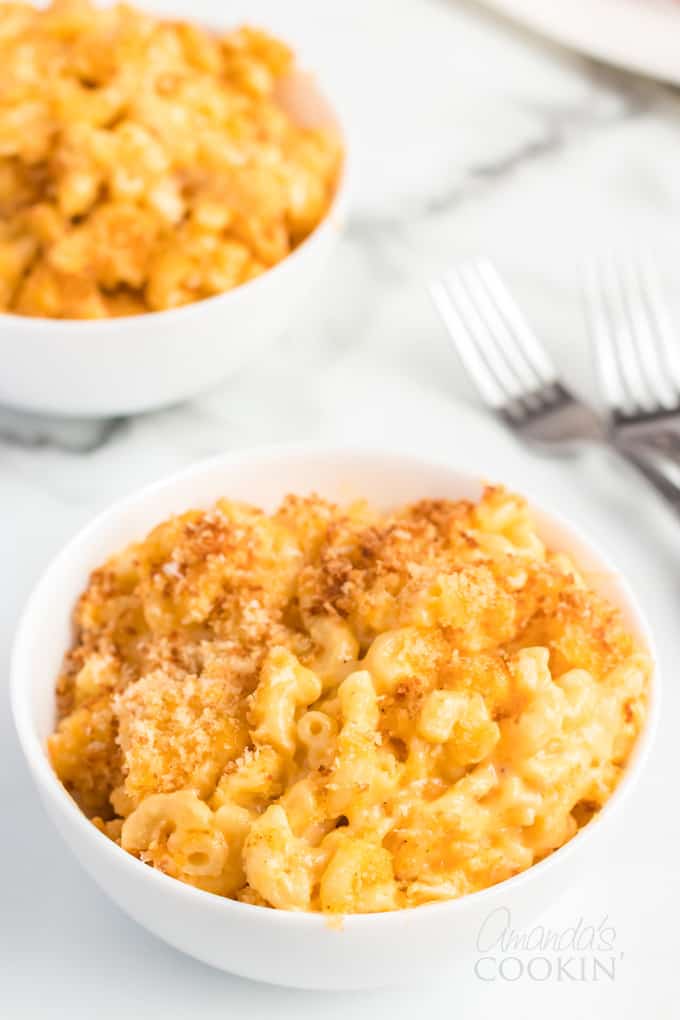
[0,66,348,419]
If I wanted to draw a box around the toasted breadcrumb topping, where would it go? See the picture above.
[49,488,649,911]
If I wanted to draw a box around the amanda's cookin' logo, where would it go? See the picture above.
[473,907,622,983]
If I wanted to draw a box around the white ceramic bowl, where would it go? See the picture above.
[11,446,658,990]
[0,73,348,419]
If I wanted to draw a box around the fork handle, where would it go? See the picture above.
[619,446,680,517]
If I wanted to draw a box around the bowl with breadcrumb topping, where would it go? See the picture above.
[11,446,658,989]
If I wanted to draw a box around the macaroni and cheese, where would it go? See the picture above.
[49,488,649,912]
[0,0,342,317]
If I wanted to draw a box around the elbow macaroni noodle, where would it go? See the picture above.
[49,487,650,912]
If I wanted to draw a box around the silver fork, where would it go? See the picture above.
[584,255,680,460]
[430,257,680,515]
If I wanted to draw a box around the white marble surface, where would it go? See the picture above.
[2,1,680,1016]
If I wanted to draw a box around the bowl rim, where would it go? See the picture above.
[10,442,660,928]
[0,70,350,334]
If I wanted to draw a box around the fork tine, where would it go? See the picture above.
[440,267,532,403]
[584,257,630,413]
[473,259,558,386]
[431,260,563,420]
[455,262,541,398]
[636,255,680,404]
[586,257,655,414]
[619,256,677,411]
[429,278,508,409]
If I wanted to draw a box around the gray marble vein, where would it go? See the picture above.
[0,405,127,454]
